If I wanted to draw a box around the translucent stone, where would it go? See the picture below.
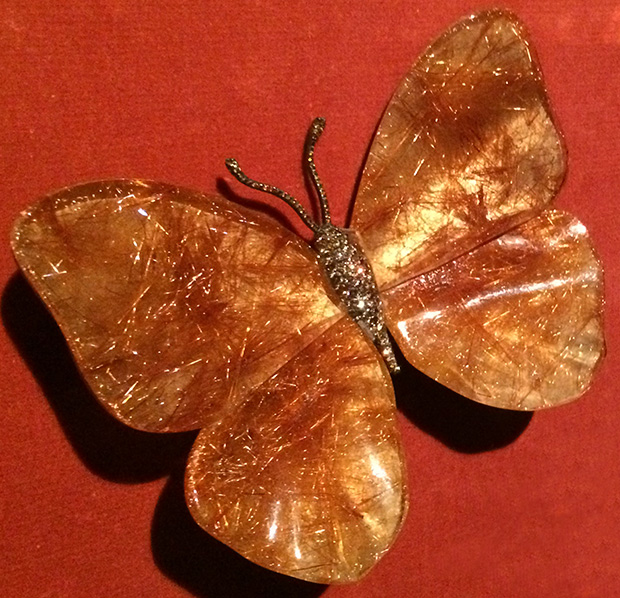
[11,179,406,582]
[352,10,566,289]
[9,9,605,586]
[351,10,604,409]
[11,180,344,432]
[383,211,605,410]
[186,317,406,583]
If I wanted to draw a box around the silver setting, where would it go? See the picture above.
[314,224,399,373]
[226,117,400,373]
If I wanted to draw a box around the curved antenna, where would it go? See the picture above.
[225,158,319,234]
[304,117,331,224]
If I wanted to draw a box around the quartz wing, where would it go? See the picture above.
[186,317,407,583]
[352,10,565,288]
[383,211,604,410]
[11,180,342,432]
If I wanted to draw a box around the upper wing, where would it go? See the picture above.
[351,10,565,289]
[12,180,344,432]
[383,211,604,410]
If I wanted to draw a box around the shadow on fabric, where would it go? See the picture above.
[2,271,326,597]
[392,339,533,453]
[3,267,530,598]
[152,472,327,598]
[2,272,197,483]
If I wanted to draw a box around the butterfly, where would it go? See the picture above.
[10,10,604,585]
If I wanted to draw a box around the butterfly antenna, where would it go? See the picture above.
[225,158,320,234]
[304,117,331,225]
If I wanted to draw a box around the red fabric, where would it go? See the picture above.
[1,1,619,596]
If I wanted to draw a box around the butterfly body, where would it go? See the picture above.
[313,223,399,372]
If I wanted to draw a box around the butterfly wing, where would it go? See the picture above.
[351,10,604,409]
[351,10,566,288]
[11,180,406,581]
[383,211,604,410]
[187,316,406,583]
[12,180,343,432]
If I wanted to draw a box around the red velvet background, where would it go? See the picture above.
[2,1,619,597]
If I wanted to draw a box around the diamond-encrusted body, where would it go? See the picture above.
[313,223,399,373]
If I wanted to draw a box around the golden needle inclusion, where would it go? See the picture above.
[10,9,604,585]
[384,211,604,410]
[187,317,405,583]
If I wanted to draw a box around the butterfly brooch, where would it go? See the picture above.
[11,10,604,584]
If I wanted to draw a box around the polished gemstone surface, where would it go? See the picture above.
[187,317,406,583]
[350,9,604,410]
[11,180,347,432]
[352,11,566,288]
[11,179,406,582]
[8,8,606,587]
[384,211,605,409]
